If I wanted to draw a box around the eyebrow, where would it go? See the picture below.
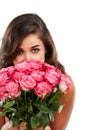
[19,44,41,50]
[31,45,40,48]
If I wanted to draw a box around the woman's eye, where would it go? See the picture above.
[17,49,23,55]
[32,48,40,53]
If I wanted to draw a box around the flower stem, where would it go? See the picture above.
[36,96,40,102]
[24,91,27,106]
[48,91,61,105]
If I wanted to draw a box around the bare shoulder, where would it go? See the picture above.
[64,74,75,102]
[0,108,5,129]
[49,75,75,130]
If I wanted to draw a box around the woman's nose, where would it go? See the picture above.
[25,53,31,60]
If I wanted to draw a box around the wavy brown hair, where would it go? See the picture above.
[0,13,65,73]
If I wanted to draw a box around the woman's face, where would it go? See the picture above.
[13,34,46,65]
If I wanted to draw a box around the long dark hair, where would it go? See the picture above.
[0,13,65,73]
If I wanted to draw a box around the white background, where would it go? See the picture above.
[0,0,87,129]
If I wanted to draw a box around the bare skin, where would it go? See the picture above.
[49,82,75,130]
[0,108,5,128]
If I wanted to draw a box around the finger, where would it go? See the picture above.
[44,125,51,130]
[34,127,43,130]
[18,122,27,130]
[19,122,26,127]
[7,126,18,130]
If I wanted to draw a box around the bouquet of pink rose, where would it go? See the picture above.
[0,60,72,130]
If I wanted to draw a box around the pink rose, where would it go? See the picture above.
[43,62,55,70]
[44,69,61,85]
[59,82,68,93]
[59,74,72,93]
[0,86,6,96]
[19,75,36,91]
[34,82,53,98]
[15,61,31,74]
[6,66,15,76]
[13,71,26,81]
[0,85,7,101]
[27,60,43,71]
[15,60,43,73]
[30,70,44,82]
[0,69,9,86]
[6,80,21,98]
[0,66,16,86]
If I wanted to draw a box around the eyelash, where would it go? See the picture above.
[17,49,23,55]
[31,48,40,53]
[17,48,40,56]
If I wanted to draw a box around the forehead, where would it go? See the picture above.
[20,34,44,48]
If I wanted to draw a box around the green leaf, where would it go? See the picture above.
[0,107,16,117]
[12,117,20,127]
[40,104,51,113]
[8,107,17,112]
[48,111,54,122]
[0,101,3,107]
[48,92,63,105]
[15,106,26,118]
[30,116,41,129]
[58,104,64,113]
[49,100,63,111]
[3,100,15,108]
[35,111,42,119]
[0,111,7,116]
[40,113,49,128]
[26,120,33,130]
[27,104,33,113]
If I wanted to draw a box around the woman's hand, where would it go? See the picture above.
[1,120,51,130]
[1,121,27,130]
[6,122,26,130]
[19,122,51,130]
[17,122,44,130]
[7,126,19,130]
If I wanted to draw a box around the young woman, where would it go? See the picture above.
[0,13,75,130]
